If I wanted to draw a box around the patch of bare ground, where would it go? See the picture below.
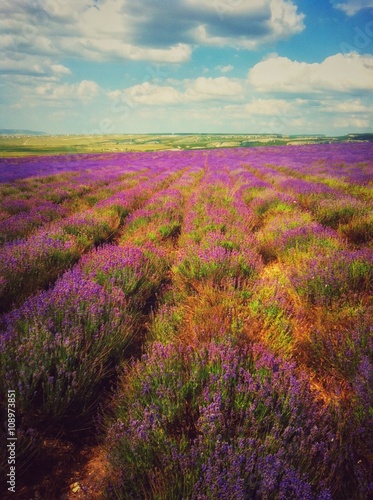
[64,445,108,499]
[9,439,108,500]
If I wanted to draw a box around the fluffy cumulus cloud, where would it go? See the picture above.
[1,0,372,135]
[0,0,305,125]
[0,0,304,71]
[11,79,101,107]
[0,56,71,78]
[187,0,304,49]
[0,0,192,67]
[189,77,244,98]
[319,98,372,113]
[108,83,182,106]
[108,77,244,106]
[248,52,373,93]
[226,98,305,116]
[221,97,308,134]
[331,0,373,15]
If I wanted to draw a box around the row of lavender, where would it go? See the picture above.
[0,143,372,498]
[0,150,209,312]
[0,167,145,244]
[105,147,372,499]
[0,163,203,482]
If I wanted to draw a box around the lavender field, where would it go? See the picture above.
[0,143,372,499]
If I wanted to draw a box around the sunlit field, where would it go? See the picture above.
[1,133,369,157]
[0,143,372,499]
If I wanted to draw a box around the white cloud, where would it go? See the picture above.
[0,0,305,72]
[0,59,46,76]
[108,77,245,106]
[35,80,100,103]
[109,83,182,106]
[1,0,371,137]
[222,98,308,135]
[248,52,373,93]
[270,0,305,37]
[188,77,243,98]
[0,0,192,68]
[333,116,370,128]
[216,65,234,74]
[0,57,71,79]
[185,0,269,16]
[191,0,304,49]
[75,80,100,100]
[51,64,71,76]
[332,0,373,15]
[227,98,304,116]
[320,98,371,113]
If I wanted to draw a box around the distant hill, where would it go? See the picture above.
[346,133,373,142]
[0,129,46,136]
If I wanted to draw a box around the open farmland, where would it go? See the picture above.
[1,133,371,158]
[0,143,372,499]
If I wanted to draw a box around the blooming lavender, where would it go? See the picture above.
[287,248,373,306]
[0,240,169,428]
[106,339,335,499]
[174,240,262,292]
[0,266,132,419]
[0,201,68,243]
[0,168,182,311]
[0,143,371,497]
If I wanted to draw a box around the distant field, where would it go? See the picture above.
[0,132,369,157]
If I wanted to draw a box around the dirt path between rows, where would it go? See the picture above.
[10,438,108,499]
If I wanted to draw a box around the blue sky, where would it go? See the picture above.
[1,0,373,135]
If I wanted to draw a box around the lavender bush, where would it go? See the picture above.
[106,339,335,499]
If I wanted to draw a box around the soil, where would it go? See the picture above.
[3,439,108,500]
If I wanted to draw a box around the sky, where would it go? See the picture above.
[1,0,373,135]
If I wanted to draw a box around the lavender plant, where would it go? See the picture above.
[288,248,373,306]
[106,339,335,499]
[0,243,168,425]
